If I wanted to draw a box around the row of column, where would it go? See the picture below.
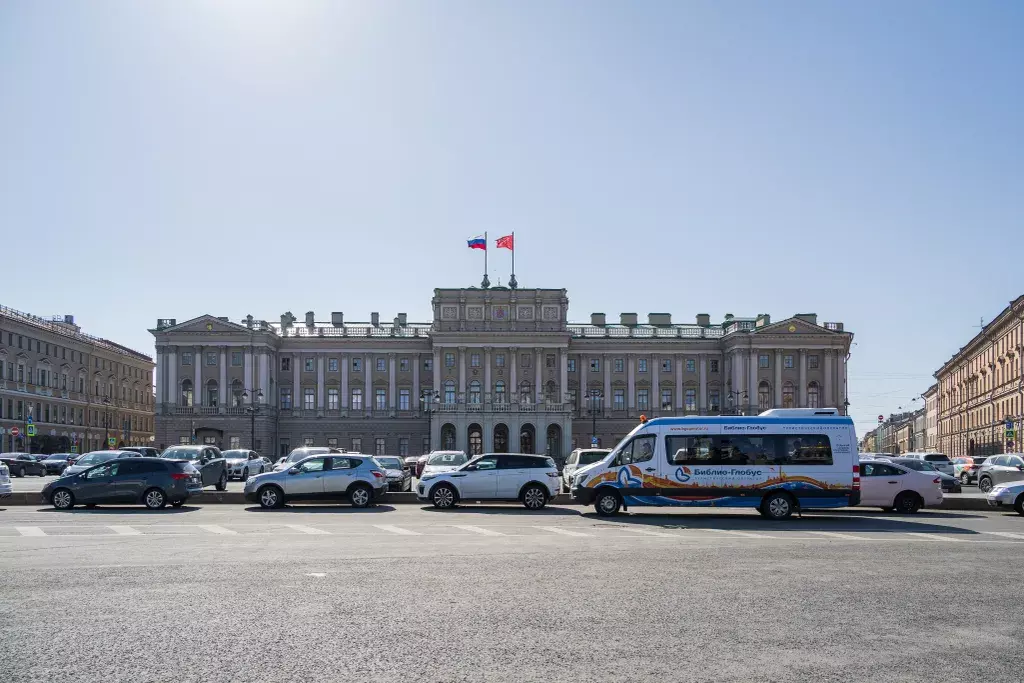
[580,353,715,411]
[157,346,268,407]
[725,348,844,410]
[431,346,570,404]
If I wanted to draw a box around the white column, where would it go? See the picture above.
[824,350,834,408]
[799,349,807,407]
[194,346,203,406]
[651,355,660,413]
[484,347,492,401]
[155,351,165,404]
[675,354,684,410]
[364,353,372,409]
[559,348,568,403]
[627,355,636,411]
[839,352,847,414]
[412,353,421,409]
[579,353,588,409]
[699,354,708,412]
[749,350,759,413]
[774,349,783,407]
[458,347,467,398]
[603,354,611,415]
[167,348,177,404]
[317,355,325,412]
[258,350,269,397]
[341,354,349,409]
[219,349,227,407]
[432,348,441,394]
[388,353,397,410]
[292,353,300,407]
[534,348,542,403]
[510,347,518,396]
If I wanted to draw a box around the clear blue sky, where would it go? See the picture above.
[2,1,1021,436]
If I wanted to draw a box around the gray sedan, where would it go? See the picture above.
[61,450,141,477]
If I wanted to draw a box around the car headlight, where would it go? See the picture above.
[573,475,587,488]
[421,474,436,482]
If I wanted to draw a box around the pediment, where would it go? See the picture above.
[753,317,838,336]
[160,315,251,335]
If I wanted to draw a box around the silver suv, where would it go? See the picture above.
[976,454,1024,493]
[244,454,387,508]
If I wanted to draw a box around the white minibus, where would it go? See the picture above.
[570,408,859,520]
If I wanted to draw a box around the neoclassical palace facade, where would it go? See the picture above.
[151,287,853,460]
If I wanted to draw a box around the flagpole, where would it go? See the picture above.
[509,231,517,289]
[481,231,490,288]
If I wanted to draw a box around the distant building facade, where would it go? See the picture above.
[0,305,155,453]
[152,287,853,460]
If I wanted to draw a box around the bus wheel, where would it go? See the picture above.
[594,490,621,516]
[762,492,795,520]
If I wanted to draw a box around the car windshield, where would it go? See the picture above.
[428,453,468,466]
[376,457,403,469]
[898,460,933,472]
[76,452,116,466]
[578,451,609,466]
[161,447,200,461]
[287,448,330,463]
[923,454,951,463]
[45,454,70,460]
[222,450,248,459]
[974,457,988,465]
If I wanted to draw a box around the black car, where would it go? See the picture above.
[122,446,161,458]
[42,453,75,475]
[891,458,962,493]
[42,457,204,509]
[0,453,47,478]
[159,445,228,490]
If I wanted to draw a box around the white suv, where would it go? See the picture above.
[416,453,561,510]
[560,448,610,492]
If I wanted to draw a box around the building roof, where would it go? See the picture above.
[1,304,152,362]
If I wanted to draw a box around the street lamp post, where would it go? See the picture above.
[726,391,747,416]
[242,389,264,451]
[102,397,111,449]
[588,389,603,446]
[26,404,33,454]
[421,389,440,453]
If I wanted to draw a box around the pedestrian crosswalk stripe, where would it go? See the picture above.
[535,526,592,537]
[452,525,504,536]
[808,531,870,541]
[15,526,45,537]
[373,524,421,536]
[616,527,675,538]
[286,525,331,535]
[984,531,1024,540]
[904,532,968,542]
[197,525,236,535]
[108,525,141,536]
[703,529,776,539]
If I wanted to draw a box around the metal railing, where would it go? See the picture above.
[567,325,725,339]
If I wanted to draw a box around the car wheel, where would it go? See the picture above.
[51,488,74,510]
[431,483,457,509]
[242,468,249,480]
[144,488,167,510]
[258,485,285,509]
[349,484,372,508]
[979,477,993,493]
[522,485,548,510]
[762,492,795,520]
[894,492,921,514]
[171,500,185,508]
[594,489,621,516]
[1013,494,1024,517]
[38,469,46,477]
[215,472,228,491]
[960,472,970,485]
[16,466,26,478]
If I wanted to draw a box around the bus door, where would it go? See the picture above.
[616,433,660,495]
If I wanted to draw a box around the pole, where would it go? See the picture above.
[250,404,256,451]
[508,231,517,289]
[591,394,597,445]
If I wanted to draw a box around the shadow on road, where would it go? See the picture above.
[418,505,582,516]
[33,506,200,514]
[243,505,398,513]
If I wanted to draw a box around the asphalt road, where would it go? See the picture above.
[2,504,1023,682]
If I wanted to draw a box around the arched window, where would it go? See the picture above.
[519,381,532,403]
[468,424,483,455]
[181,379,193,406]
[545,380,558,404]
[757,381,771,411]
[494,380,506,404]
[469,380,481,404]
[808,381,820,409]
[231,379,243,407]
[519,423,535,453]
[444,380,456,404]
[440,423,457,450]
[493,424,509,452]
[546,424,562,460]
[782,381,795,408]
[206,379,219,406]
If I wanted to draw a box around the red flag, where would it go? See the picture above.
[496,234,514,250]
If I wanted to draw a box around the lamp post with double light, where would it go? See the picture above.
[726,391,747,416]
[242,389,264,451]
[588,389,603,446]
[421,389,440,453]
[102,397,111,449]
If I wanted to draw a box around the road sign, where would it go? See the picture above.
[26,415,33,425]
[591,436,599,447]
[11,426,21,437]
[107,437,117,448]
[26,425,37,438]
[70,446,78,454]
[877,415,884,423]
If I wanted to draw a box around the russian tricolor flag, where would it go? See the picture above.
[467,236,486,250]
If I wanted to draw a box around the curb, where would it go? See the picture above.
[3,491,995,511]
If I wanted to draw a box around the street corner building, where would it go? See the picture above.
[0,305,156,453]
[150,287,854,461]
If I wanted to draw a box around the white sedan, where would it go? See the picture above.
[987,481,1024,516]
[858,460,943,513]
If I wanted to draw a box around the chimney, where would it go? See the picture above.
[648,313,671,326]
[331,312,344,327]
[397,313,407,326]
[795,313,818,326]
[620,312,638,326]
[590,313,606,327]
[305,311,315,327]
[695,313,710,327]
[64,315,75,325]
[755,314,771,328]
[371,312,380,327]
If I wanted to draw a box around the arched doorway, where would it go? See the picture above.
[519,423,535,454]
[546,424,562,460]
[468,423,483,456]
[493,424,509,453]
[440,423,457,451]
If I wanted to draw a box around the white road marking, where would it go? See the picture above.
[616,527,675,538]
[373,524,421,536]
[904,532,968,542]
[984,531,1024,540]
[536,526,592,538]
[452,525,504,537]
[807,531,870,541]
[285,525,331,535]
[703,529,777,539]
[306,573,327,578]
[108,525,141,536]
[197,525,237,535]
[15,526,46,537]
